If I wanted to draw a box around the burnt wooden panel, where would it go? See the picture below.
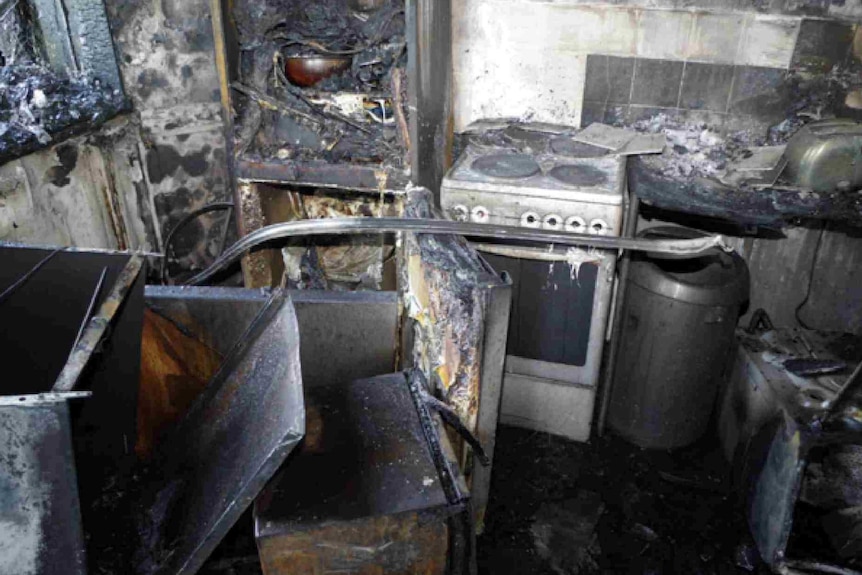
[257,512,448,575]
[137,308,222,458]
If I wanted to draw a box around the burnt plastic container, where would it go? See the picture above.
[607,226,749,449]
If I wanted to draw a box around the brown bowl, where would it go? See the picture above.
[285,56,352,88]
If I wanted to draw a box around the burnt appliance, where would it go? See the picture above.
[441,125,625,441]
[608,226,750,450]
[718,321,862,572]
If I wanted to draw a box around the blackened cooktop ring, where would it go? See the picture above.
[471,153,541,179]
[548,164,609,187]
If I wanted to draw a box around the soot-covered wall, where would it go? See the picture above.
[453,1,861,131]
[0,0,230,281]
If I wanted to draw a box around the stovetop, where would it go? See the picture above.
[445,131,626,205]
[441,123,626,232]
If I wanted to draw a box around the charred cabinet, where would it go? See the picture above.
[210,0,453,284]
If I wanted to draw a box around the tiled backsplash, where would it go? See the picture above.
[581,57,792,129]
[581,18,857,130]
[452,0,860,130]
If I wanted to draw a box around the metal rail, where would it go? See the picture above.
[53,256,144,392]
[187,217,732,285]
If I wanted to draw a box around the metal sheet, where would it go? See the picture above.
[470,273,512,531]
[0,246,135,396]
[54,256,144,392]
[124,291,305,575]
[0,402,87,575]
[187,215,733,285]
[255,372,448,532]
[144,286,399,388]
[407,0,454,196]
[255,372,468,575]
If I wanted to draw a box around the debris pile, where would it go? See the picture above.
[629,60,862,187]
[0,64,125,164]
[232,0,407,166]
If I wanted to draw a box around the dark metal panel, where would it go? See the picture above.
[0,246,134,395]
[254,371,473,573]
[745,418,807,566]
[0,402,87,575]
[54,256,145,392]
[470,274,512,531]
[145,286,399,387]
[515,260,597,367]
[121,292,304,575]
[71,257,147,499]
[255,372,448,533]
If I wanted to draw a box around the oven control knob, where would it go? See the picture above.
[542,214,563,230]
[589,218,609,235]
[451,205,469,222]
[471,205,490,223]
[521,211,541,228]
[565,216,586,233]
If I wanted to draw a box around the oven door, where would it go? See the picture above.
[483,249,617,440]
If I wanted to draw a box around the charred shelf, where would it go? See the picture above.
[237,156,410,192]
[212,0,452,196]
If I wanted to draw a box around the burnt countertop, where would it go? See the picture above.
[629,155,862,228]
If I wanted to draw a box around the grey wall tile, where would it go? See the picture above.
[604,104,629,126]
[679,62,734,112]
[580,100,606,126]
[626,105,679,125]
[631,58,684,107]
[637,10,693,60]
[729,65,791,121]
[737,15,800,69]
[583,55,634,104]
[791,19,855,74]
[686,12,745,64]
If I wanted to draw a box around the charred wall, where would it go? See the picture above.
[106,0,231,277]
[1,0,231,279]
[453,1,861,131]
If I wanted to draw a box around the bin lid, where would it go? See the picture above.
[630,226,750,306]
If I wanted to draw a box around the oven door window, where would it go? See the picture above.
[484,254,597,367]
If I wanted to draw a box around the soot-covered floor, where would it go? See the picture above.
[477,425,769,575]
[201,424,770,574]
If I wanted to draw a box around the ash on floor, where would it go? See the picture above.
[478,425,769,575]
[201,424,770,575]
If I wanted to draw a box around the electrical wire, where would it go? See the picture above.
[0,248,60,304]
[795,223,826,330]
[161,203,235,285]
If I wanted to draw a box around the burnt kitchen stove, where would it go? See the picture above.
[442,123,626,442]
